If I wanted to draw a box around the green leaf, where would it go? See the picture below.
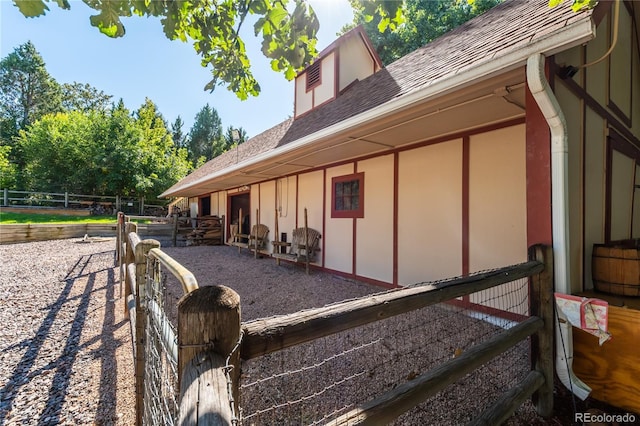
[270,59,280,71]
[378,17,389,33]
[90,14,125,37]
[284,65,296,80]
[13,0,49,17]
[571,0,598,12]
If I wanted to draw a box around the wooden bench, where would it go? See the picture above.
[271,208,321,274]
[230,223,270,258]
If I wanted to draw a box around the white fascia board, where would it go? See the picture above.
[166,19,595,198]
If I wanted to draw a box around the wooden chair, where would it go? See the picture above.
[272,208,321,274]
[229,209,269,258]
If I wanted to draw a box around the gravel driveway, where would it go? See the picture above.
[0,238,134,426]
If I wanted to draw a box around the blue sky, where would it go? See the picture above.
[0,0,354,138]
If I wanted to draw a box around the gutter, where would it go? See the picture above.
[162,18,595,198]
[526,53,591,400]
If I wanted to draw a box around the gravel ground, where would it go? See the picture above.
[0,238,135,426]
[1,239,629,426]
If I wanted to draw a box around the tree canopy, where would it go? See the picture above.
[0,41,62,133]
[12,0,402,100]
[0,42,251,198]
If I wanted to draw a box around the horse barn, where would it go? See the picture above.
[161,0,640,414]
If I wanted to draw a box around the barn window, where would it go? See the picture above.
[306,61,322,91]
[331,172,364,218]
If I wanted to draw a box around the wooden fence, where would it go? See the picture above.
[1,188,165,215]
[0,215,204,245]
[117,209,554,425]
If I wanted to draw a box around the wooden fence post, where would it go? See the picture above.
[3,188,7,206]
[123,222,138,314]
[529,244,554,418]
[172,213,179,247]
[178,285,241,425]
[134,238,161,426]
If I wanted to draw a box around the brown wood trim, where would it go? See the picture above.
[322,169,326,267]
[605,133,613,243]
[592,0,614,27]
[353,162,358,277]
[334,47,340,99]
[393,152,399,287]
[462,136,470,276]
[632,1,640,64]
[556,71,640,147]
[633,154,638,236]
[330,172,365,219]
[525,70,553,247]
[462,137,470,305]
[607,100,632,128]
[357,29,384,71]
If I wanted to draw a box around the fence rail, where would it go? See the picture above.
[117,211,553,425]
[1,188,165,215]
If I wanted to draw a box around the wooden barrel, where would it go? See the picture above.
[592,244,640,297]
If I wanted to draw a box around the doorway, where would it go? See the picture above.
[199,195,211,217]
[229,192,251,236]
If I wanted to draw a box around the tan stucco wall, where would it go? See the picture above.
[295,74,313,117]
[468,125,527,314]
[338,36,374,92]
[468,125,527,271]
[298,170,324,265]
[356,155,394,283]
[397,140,463,285]
[259,181,277,253]
[275,176,297,243]
[325,164,355,273]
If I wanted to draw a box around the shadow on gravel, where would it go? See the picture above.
[0,250,117,426]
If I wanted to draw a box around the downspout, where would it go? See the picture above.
[526,53,591,400]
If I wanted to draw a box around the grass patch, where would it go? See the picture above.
[0,211,116,224]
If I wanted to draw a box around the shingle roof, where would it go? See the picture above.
[162,0,594,197]
[162,118,293,195]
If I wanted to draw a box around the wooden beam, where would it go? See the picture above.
[470,371,545,426]
[178,286,242,420]
[241,261,543,359]
[330,316,543,425]
[529,245,554,417]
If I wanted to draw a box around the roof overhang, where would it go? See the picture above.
[162,17,595,199]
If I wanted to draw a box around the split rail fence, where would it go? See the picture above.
[1,188,164,215]
[117,211,554,425]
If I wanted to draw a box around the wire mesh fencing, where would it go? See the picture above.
[120,222,552,426]
[238,275,534,425]
[142,256,180,426]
